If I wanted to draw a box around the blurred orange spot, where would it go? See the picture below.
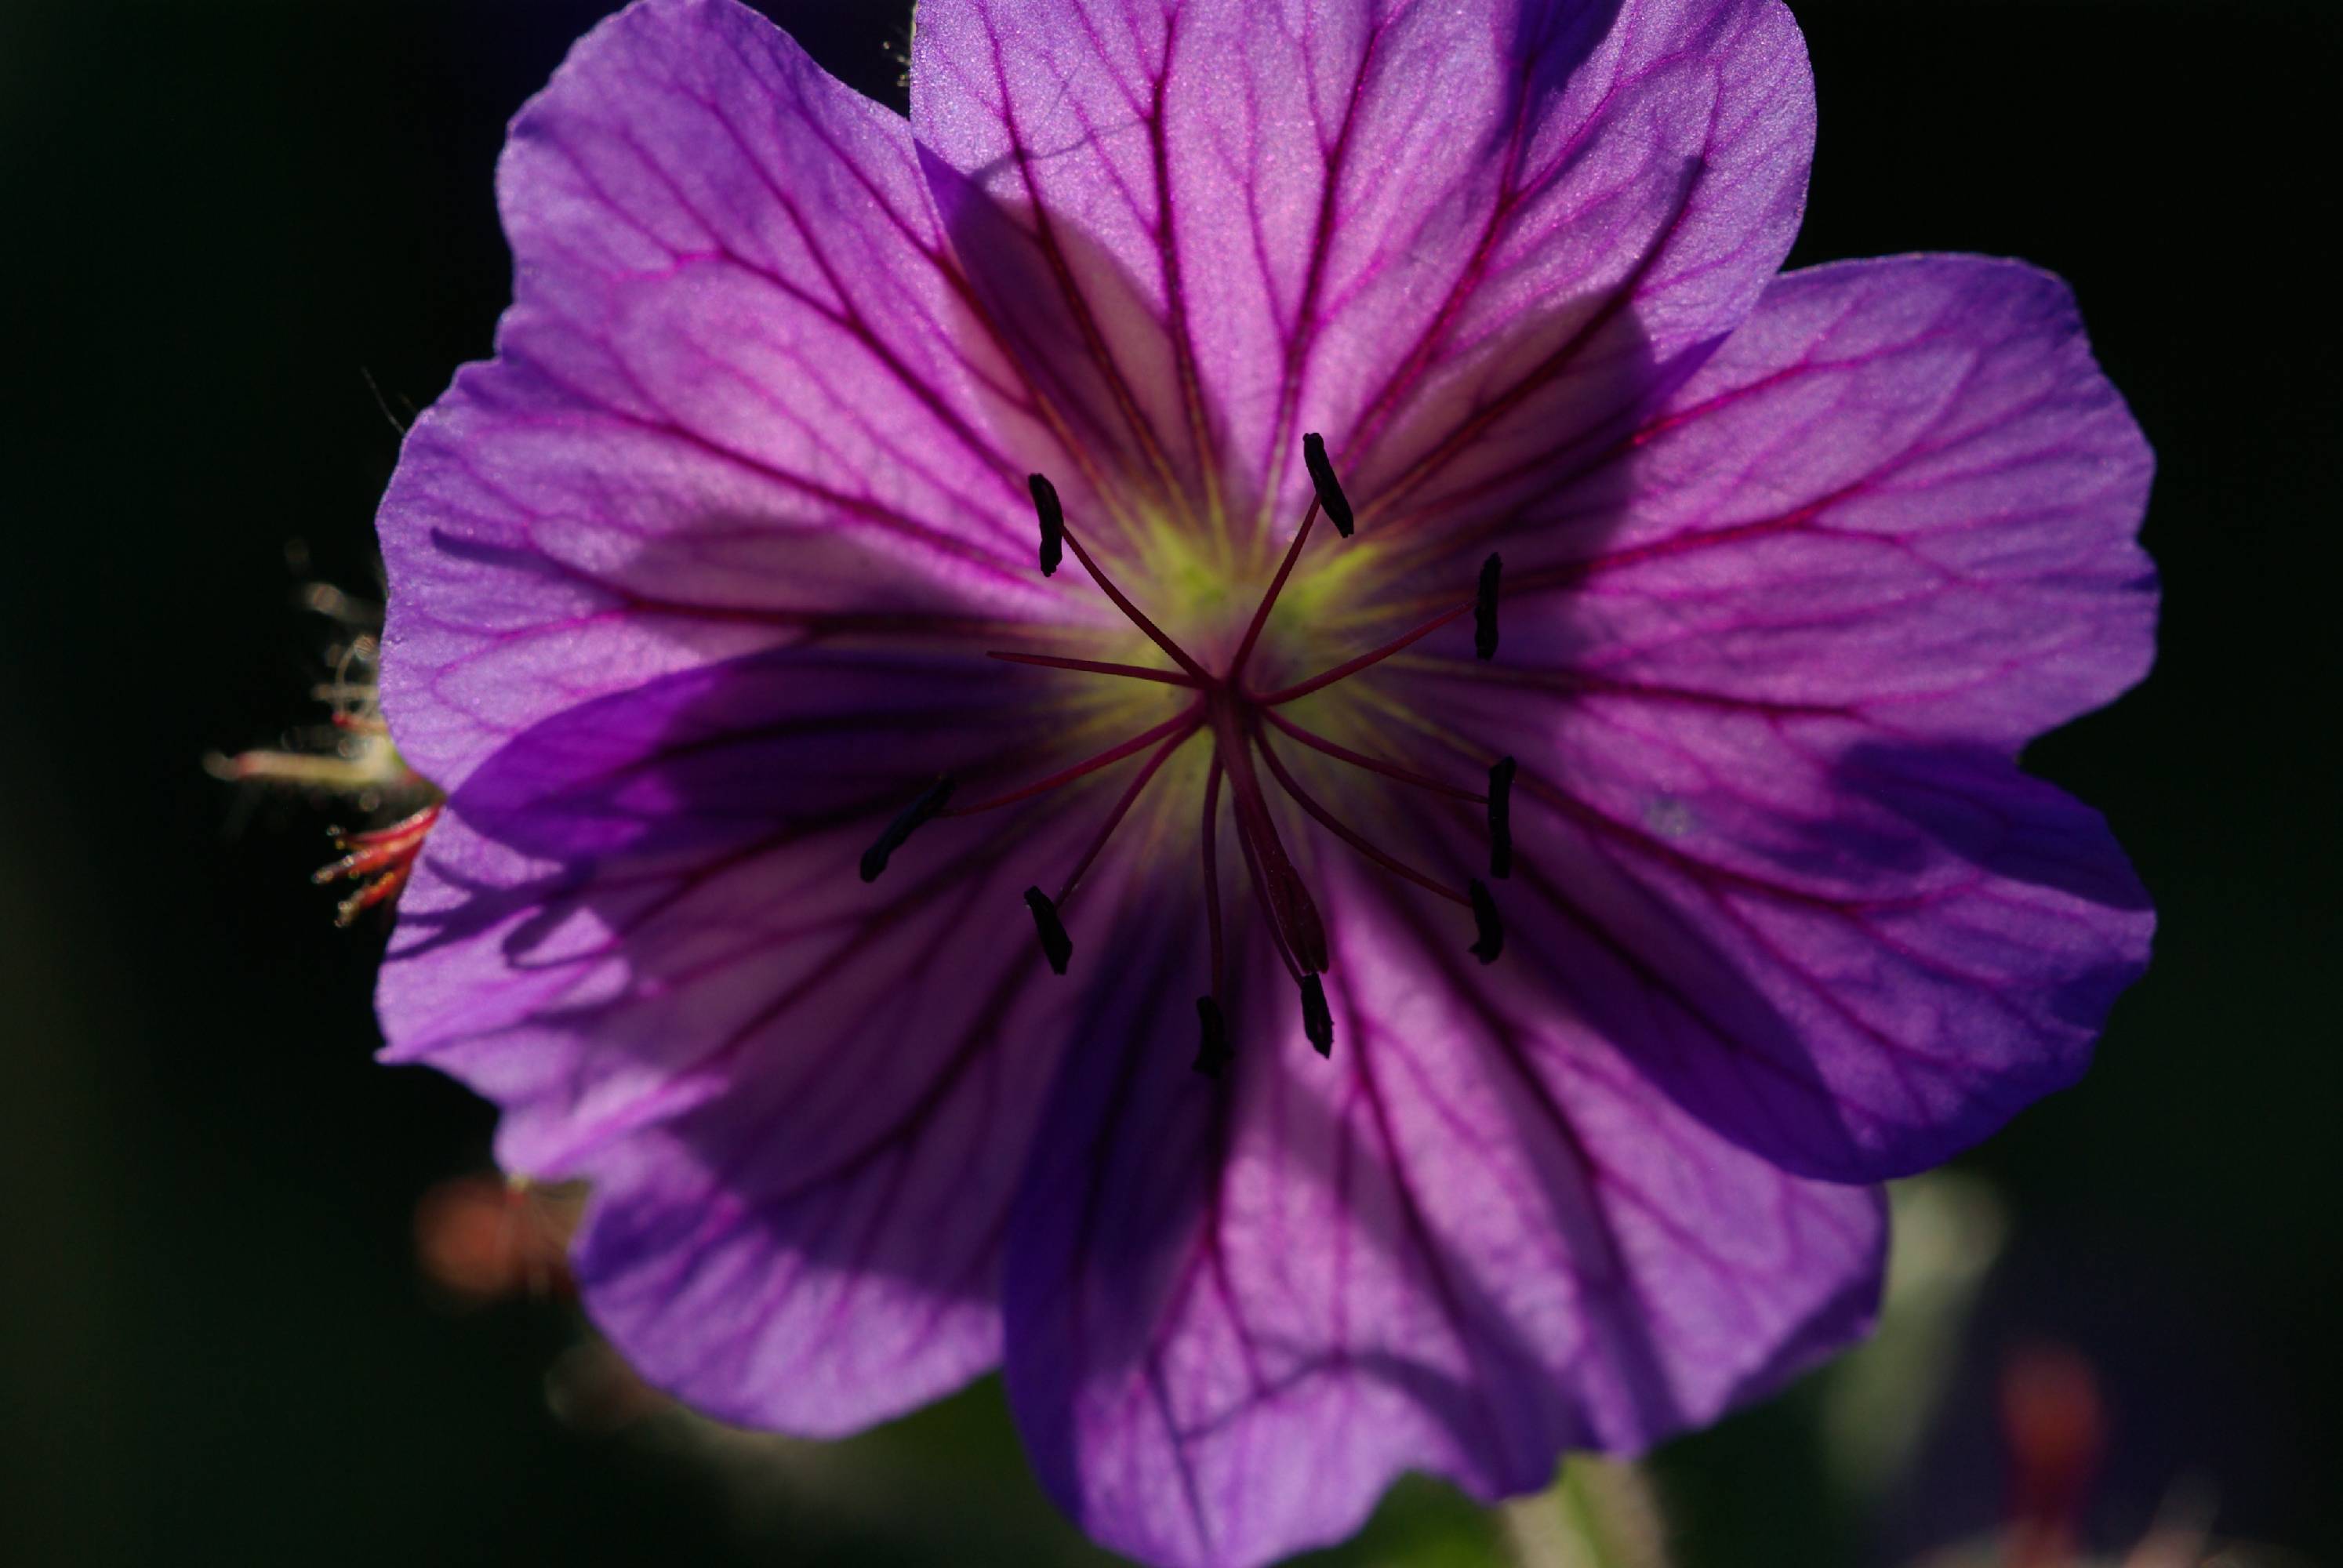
[2003,1341,2107,1568]
[413,1174,583,1304]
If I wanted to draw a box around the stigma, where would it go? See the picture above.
[862,434,1516,1069]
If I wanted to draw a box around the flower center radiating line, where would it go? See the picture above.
[863,436,1519,1070]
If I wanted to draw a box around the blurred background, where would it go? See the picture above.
[2,2,2335,1564]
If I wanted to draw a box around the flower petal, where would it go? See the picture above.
[910,0,1814,535]
[1488,255,2158,743]
[379,643,1196,1432]
[378,0,1068,790]
[1440,729,2149,1183]
[1001,881,1880,1568]
[1383,256,2156,1180]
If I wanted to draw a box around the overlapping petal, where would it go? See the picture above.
[1003,876,1881,1568]
[1379,256,2154,1179]
[380,643,1190,1432]
[377,0,1073,792]
[910,0,1814,537]
[1484,256,2158,741]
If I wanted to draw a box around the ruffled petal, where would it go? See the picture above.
[380,643,1202,1432]
[1001,880,1880,1568]
[1378,256,2155,1180]
[1486,255,2158,742]
[378,0,1070,790]
[910,0,1814,538]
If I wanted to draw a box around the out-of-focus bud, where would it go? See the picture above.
[412,1174,584,1306]
[2003,1341,2107,1568]
[545,1340,668,1434]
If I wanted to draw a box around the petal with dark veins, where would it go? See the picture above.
[1397,718,2152,1181]
[910,0,1815,539]
[1374,256,2155,1180]
[378,0,1076,793]
[1002,879,1881,1568]
[1484,256,2157,744]
[380,642,1203,1433]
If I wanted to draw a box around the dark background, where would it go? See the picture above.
[2,2,2335,1564]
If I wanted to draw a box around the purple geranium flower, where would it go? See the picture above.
[371,0,2154,1561]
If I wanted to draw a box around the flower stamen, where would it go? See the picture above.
[1192,764,1237,1062]
[986,650,1198,687]
[1225,784,1307,985]
[860,775,956,882]
[1030,473,1066,577]
[1031,470,1214,684]
[1225,493,1323,684]
[1199,750,1237,989]
[1200,757,1228,1000]
[1023,886,1074,975]
[1250,548,1503,706]
[1228,430,1357,683]
[1193,996,1233,1079]
[1468,879,1505,965]
[1252,729,1471,909]
[1474,552,1504,662]
[1302,431,1356,539]
[941,705,1204,818]
[1055,724,1198,907]
[1487,756,1517,879]
[1252,601,1476,706]
[1299,973,1335,1057]
[961,453,1514,1057]
[1211,699,1331,975]
[314,802,444,927]
[1259,707,1487,804]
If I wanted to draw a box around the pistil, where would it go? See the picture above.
[1200,759,1228,992]
[863,450,1517,1062]
[1211,695,1333,975]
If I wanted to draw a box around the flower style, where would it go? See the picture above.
[371,0,2155,1563]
